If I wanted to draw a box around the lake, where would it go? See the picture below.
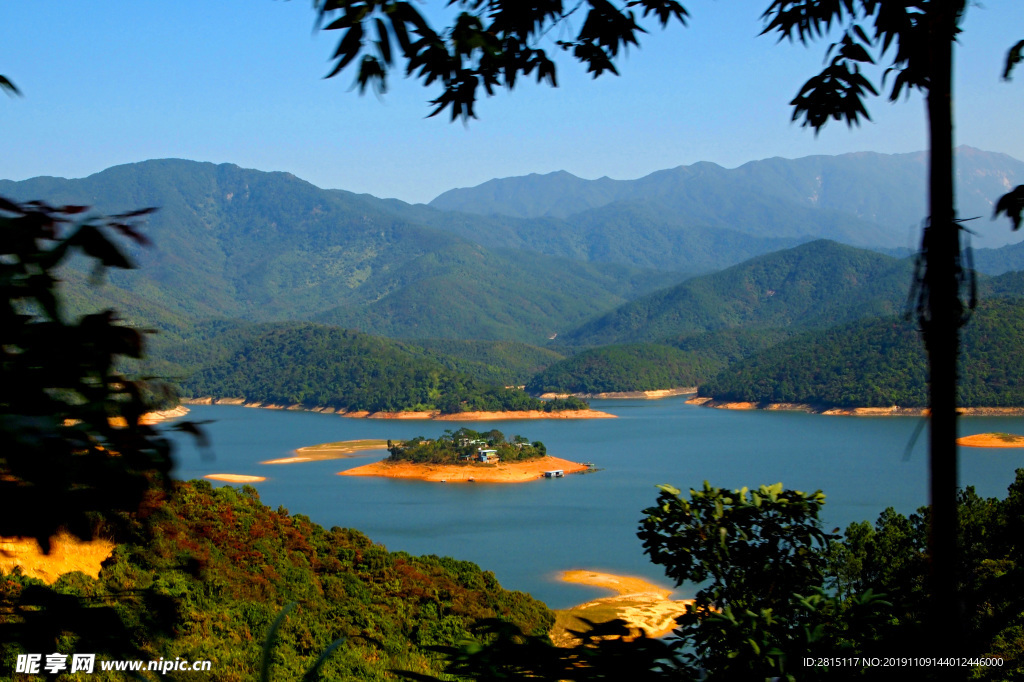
[168,398,1024,609]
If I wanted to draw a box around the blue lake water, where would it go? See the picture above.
[168,399,1024,609]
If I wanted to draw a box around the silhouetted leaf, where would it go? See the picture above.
[994,186,1024,231]
[0,74,20,96]
[1005,40,1024,80]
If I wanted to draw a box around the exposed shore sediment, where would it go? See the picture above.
[183,398,614,420]
[550,570,692,646]
[540,387,696,400]
[687,396,1024,417]
[338,456,590,483]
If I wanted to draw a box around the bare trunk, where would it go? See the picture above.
[924,0,961,657]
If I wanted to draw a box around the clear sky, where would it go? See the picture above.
[2,1,1021,204]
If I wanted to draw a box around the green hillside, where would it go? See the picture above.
[698,299,1024,408]
[401,339,564,386]
[558,240,916,347]
[0,481,553,681]
[176,323,585,414]
[525,344,718,394]
[2,160,680,344]
[374,193,804,274]
[313,243,681,342]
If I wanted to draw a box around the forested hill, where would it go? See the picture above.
[525,344,718,395]
[18,480,552,680]
[1,159,681,344]
[697,298,1024,408]
[172,322,585,414]
[557,240,916,347]
[429,147,1024,249]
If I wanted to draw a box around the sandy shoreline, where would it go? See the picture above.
[183,398,614,420]
[958,432,1024,448]
[551,570,692,646]
[687,396,1024,417]
[540,387,696,400]
[338,456,591,483]
[204,473,267,483]
[262,439,389,464]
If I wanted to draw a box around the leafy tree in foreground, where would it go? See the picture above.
[0,197,193,664]
[638,483,890,680]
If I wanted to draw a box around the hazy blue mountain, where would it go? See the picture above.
[336,190,803,274]
[556,240,918,347]
[973,241,1024,275]
[2,159,683,344]
[430,147,1024,249]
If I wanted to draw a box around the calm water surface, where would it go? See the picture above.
[169,399,1024,608]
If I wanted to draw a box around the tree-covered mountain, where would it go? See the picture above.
[525,344,718,394]
[697,299,1024,408]
[173,323,581,414]
[0,159,681,345]
[368,194,805,274]
[400,339,564,387]
[430,147,1024,249]
[312,243,681,342]
[557,240,917,347]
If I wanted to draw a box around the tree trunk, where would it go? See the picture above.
[924,0,961,658]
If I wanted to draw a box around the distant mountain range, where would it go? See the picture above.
[430,146,1024,250]
[5,150,1024,406]
[0,159,681,344]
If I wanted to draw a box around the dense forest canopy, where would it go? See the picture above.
[387,428,547,465]
[526,344,716,394]
[1,482,553,680]
[175,323,590,414]
[698,299,1024,408]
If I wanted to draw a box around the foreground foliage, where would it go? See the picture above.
[416,474,1024,680]
[1,481,554,681]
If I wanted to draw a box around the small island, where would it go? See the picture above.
[957,432,1024,448]
[339,428,591,483]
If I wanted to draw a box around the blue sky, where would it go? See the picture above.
[3,1,1021,204]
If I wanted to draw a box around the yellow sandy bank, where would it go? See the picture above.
[0,533,115,583]
[339,456,589,483]
[687,396,1024,417]
[262,439,389,464]
[551,570,693,646]
[204,473,267,483]
[540,387,696,400]
[184,398,615,420]
[351,409,615,421]
[958,432,1024,448]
